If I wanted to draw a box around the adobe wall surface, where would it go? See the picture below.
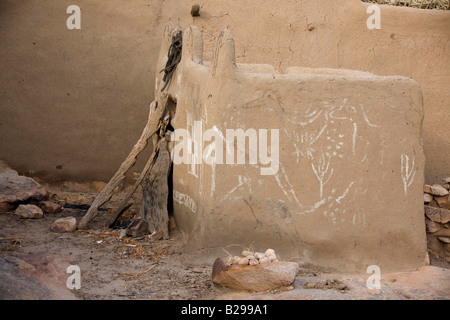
[158,0,449,184]
[0,0,448,185]
[0,0,162,182]
[155,24,426,273]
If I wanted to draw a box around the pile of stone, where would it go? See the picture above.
[212,248,299,291]
[423,177,450,263]
[0,160,75,233]
[225,248,280,266]
[0,161,48,212]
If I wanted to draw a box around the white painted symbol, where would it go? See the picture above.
[401,153,417,195]
[173,190,197,213]
[312,153,334,200]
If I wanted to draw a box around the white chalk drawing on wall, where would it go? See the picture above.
[352,208,366,232]
[219,175,252,204]
[173,190,197,214]
[285,98,379,164]
[401,152,417,196]
[242,92,380,224]
[274,163,305,209]
[311,152,334,200]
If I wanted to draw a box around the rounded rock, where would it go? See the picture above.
[232,256,241,265]
[267,254,277,261]
[242,250,254,257]
[430,184,449,197]
[255,252,266,259]
[249,258,259,266]
[258,257,270,264]
[226,256,235,265]
[238,257,250,266]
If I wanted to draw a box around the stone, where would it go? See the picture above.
[231,256,241,265]
[264,249,275,257]
[249,258,259,266]
[241,250,254,257]
[51,217,77,232]
[0,169,48,210]
[425,218,442,233]
[212,257,299,291]
[435,195,450,210]
[258,257,270,264]
[225,256,235,265]
[424,193,433,203]
[267,254,277,261]
[424,206,450,224]
[39,201,62,214]
[255,252,266,259]
[424,184,432,193]
[427,236,444,255]
[438,237,450,244]
[0,202,14,212]
[430,184,449,197]
[443,177,450,183]
[14,204,43,219]
[443,183,450,190]
[434,228,450,237]
[237,257,249,266]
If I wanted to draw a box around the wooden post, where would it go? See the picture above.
[142,134,172,239]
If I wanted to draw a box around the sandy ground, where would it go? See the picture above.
[0,189,449,300]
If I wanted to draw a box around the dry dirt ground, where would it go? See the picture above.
[0,188,449,300]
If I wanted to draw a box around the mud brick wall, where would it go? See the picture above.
[0,0,449,185]
[155,24,426,273]
[424,181,450,263]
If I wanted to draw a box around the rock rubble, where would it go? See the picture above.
[423,179,450,263]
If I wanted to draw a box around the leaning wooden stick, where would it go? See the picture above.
[107,142,160,228]
[78,100,161,230]
[106,106,172,227]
